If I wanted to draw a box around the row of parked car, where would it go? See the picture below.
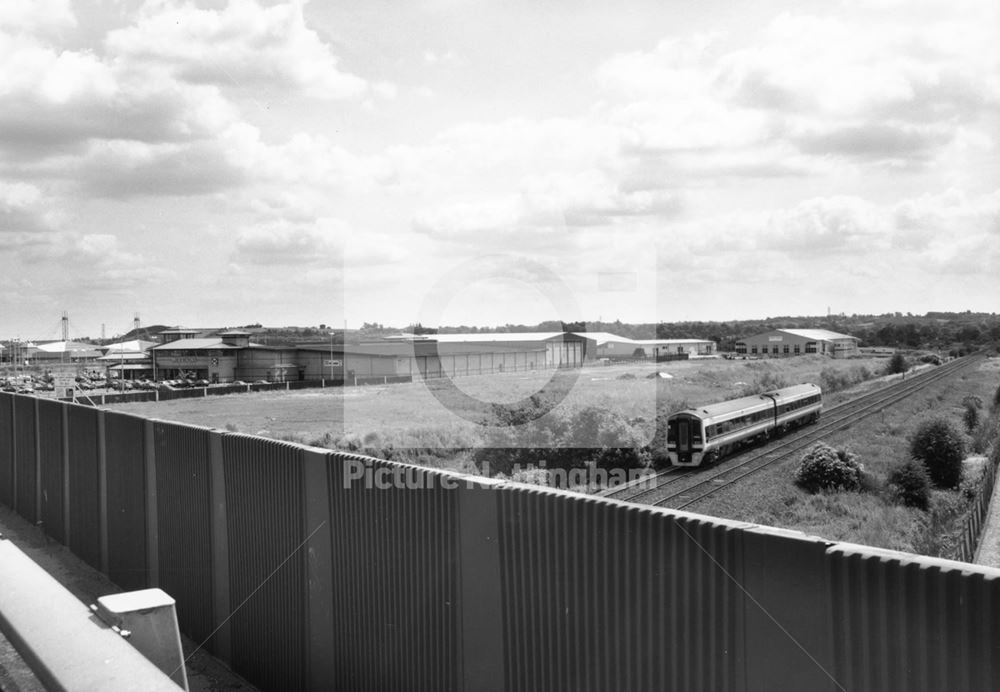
[1,375,54,394]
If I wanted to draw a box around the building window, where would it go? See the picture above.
[783,345,790,354]
[794,344,801,354]
[751,345,758,354]
[806,342,817,353]
[772,346,779,355]
[735,342,747,354]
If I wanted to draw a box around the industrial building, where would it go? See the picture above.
[573,332,716,360]
[735,329,860,358]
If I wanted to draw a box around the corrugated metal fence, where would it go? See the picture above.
[1,390,999,691]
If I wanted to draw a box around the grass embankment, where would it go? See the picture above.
[696,358,1000,558]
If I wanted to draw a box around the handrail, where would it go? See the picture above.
[0,535,181,692]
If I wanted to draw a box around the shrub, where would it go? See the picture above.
[886,460,931,510]
[909,418,965,488]
[963,403,980,433]
[970,418,999,455]
[795,443,862,493]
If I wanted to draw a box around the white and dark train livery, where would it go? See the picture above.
[666,384,822,467]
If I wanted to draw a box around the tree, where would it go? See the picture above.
[909,418,965,488]
[885,352,908,375]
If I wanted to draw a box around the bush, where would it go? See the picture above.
[886,460,931,510]
[970,418,999,455]
[909,418,965,488]
[795,443,863,493]
[885,352,908,375]
[963,403,980,433]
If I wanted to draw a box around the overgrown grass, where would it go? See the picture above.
[701,358,1000,558]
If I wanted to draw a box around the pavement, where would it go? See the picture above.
[0,505,257,692]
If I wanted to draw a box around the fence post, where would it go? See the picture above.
[10,395,17,515]
[301,448,334,689]
[144,419,159,588]
[97,409,110,575]
[457,479,506,692]
[62,403,70,544]
[208,430,232,664]
[33,398,41,524]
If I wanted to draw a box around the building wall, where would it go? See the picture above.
[736,332,858,358]
[153,352,238,381]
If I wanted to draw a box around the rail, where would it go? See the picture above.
[0,535,180,692]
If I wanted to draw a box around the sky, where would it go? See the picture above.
[1,0,998,341]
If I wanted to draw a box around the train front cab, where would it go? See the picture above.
[666,413,705,466]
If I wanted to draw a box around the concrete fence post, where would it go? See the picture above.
[457,479,506,692]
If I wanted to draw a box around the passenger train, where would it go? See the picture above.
[666,384,822,466]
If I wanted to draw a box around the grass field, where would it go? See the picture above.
[107,353,1000,557]
[109,354,891,446]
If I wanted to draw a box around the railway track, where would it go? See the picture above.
[601,354,984,508]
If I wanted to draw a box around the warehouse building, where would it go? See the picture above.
[735,329,860,358]
[149,329,299,382]
[296,338,552,384]
[573,332,716,360]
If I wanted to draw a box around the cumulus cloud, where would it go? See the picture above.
[0,0,75,34]
[75,138,247,198]
[106,0,380,101]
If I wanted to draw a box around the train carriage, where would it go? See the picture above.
[666,383,822,467]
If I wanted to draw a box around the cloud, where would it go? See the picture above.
[106,0,380,101]
[0,181,60,241]
[0,0,75,34]
[75,138,248,198]
[232,218,345,267]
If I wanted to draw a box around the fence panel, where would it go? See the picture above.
[13,395,37,522]
[66,403,103,569]
[325,454,461,691]
[828,545,1000,692]
[0,393,13,507]
[222,434,306,692]
[496,489,747,692]
[153,420,215,646]
[36,399,65,543]
[103,410,148,590]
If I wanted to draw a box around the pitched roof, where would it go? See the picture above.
[419,332,570,343]
[776,329,858,341]
[149,338,239,351]
[102,339,157,353]
[36,340,101,352]
[571,332,713,346]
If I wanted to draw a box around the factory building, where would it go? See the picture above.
[296,339,552,384]
[149,330,299,383]
[573,332,716,360]
[735,329,860,358]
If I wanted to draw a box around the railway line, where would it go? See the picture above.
[601,353,985,509]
